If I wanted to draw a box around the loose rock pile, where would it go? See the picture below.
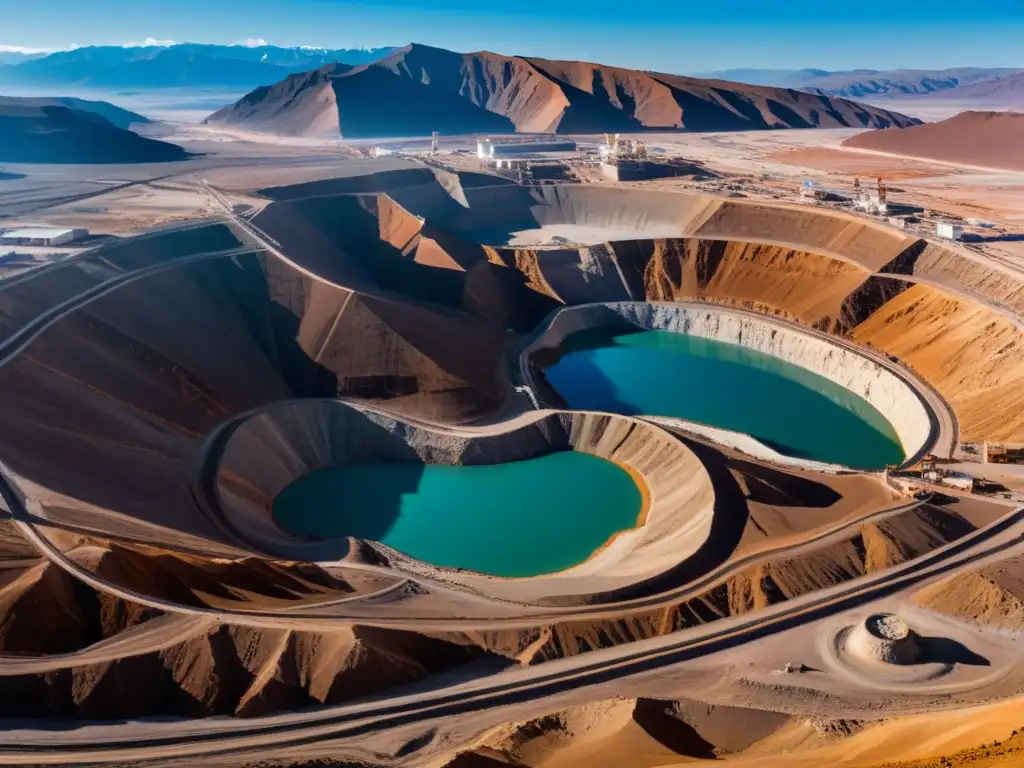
[847,613,921,664]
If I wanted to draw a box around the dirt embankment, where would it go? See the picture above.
[394,230,893,334]
[0,541,491,721]
[865,730,1024,768]
[0,523,499,721]
[64,542,373,611]
[689,202,918,272]
[445,697,797,768]
[446,503,978,665]
[844,111,1024,171]
[0,558,160,656]
[850,284,1024,441]
[609,238,872,328]
[0,535,379,656]
[0,616,491,720]
[446,695,1024,768]
[915,554,1024,632]
[883,241,1024,318]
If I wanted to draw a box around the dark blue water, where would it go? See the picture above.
[272,452,644,577]
[544,328,904,469]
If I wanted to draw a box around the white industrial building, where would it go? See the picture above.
[936,222,964,241]
[0,227,88,247]
[849,178,889,215]
[853,189,888,215]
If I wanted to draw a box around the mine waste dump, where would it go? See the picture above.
[272,451,644,577]
[543,328,906,470]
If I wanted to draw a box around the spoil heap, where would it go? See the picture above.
[847,613,922,665]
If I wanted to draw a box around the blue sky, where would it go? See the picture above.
[2,0,1023,71]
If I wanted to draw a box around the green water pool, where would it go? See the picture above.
[543,328,905,470]
[272,451,644,577]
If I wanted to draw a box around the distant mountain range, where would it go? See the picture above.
[927,71,1024,101]
[698,67,1024,100]
[0,43,396,90]
[207,43,918,138]
[0,49,49,66]
[0,96,186,163]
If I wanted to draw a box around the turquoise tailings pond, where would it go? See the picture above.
[272,452,644,578]
[543,328,905,470]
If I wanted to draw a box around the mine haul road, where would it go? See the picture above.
[0,504,1022,764]
[0,244,262,368]
[0,615,218,675]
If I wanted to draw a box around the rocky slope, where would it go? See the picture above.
[849,283,1024,442]
[0,609,491,720]
[0,557,160,655]
[205,43,918,137]
[915,555,1024,631]
[0,534,492,720]
[844,111,1024,171]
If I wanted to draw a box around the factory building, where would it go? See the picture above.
[600,134,668,181]
[800,180,851,202]
[852,178,888,215]
[937,222,965,241]
[599,134,647,161]
[0,227,88,247]
[476,139,577,159]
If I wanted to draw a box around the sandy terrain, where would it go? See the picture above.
[845,112,1024,172]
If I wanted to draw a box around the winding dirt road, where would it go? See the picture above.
[0,502,1020,765]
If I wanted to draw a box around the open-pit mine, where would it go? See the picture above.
[3,149,1024,768]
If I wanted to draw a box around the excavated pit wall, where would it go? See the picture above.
[212,401,715,603]
[525,302,934,470]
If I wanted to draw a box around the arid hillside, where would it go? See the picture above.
[0,95,149,129]
[915,555,1024,631]
[206,43,918,137]
[0,98,188,164]
[844,111,1024,170]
